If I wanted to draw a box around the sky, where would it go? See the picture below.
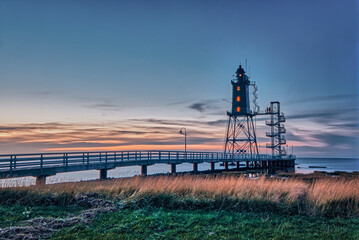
[0,0,358,157]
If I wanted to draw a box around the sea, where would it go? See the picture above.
[0,158,358,187]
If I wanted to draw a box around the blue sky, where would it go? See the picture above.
[0,0,357,157]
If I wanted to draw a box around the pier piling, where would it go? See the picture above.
[141,165,148,176]
[171,163,176,174]
[210,162,215,171]
[224,162,229,170]
[36,175,47,185]
[193,163,198,172]
[99,169,107,180]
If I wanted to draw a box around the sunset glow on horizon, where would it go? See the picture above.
[0,0,357,158]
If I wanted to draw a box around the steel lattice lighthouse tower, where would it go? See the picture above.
[224,65,259,167]
[223,63,296,170]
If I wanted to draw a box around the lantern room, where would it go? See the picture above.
[231,65,250,116]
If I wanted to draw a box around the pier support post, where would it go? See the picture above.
[171,164,176,174]
[236,161,240,169]
[36,175,47,185]
[193,163,198,172]
[99,169,107,180]
[141,165,148,176]
[224,162,229,170]
[210,162,215,171]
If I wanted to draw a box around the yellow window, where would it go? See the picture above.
[236,96,240,102]
[237,107,240,112]
[237,86,240,91]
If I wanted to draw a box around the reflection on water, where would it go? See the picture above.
[0,158,358,188]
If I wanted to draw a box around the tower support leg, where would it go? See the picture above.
[223,115,259,168]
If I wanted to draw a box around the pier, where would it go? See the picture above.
[0,150,295,185]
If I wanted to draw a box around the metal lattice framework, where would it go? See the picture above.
[224,114,259,163]
[250,82,259,114]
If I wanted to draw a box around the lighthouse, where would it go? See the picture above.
[223,63,295,169]
[224,65,259,166]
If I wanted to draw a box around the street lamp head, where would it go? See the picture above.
[179,127,187,152]
[179,127,186,135]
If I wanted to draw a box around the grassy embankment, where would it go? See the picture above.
[1,174,359,239]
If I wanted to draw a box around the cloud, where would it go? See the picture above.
[206,119,227,126]
[310,132,357,147]
[188,103,208,112]
[83,97,122,112]
[286,108,358,128]
[187,99,224,113]
[0,119,226,154]
[284,131,307,142]
[328,122,358,128]
[166,100,191,106]
[129,118,227,128]
[84,103,121,111]
[25,91,59,96]
[286,94,357,105]
[0,111,357,157]
[286,110,346,120]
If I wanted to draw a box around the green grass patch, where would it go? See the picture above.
[0,190,76,206]
[51,208,359,240]
[0,205,85,228]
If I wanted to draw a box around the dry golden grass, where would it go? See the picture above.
[1,174,359,216]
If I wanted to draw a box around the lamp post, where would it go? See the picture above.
[179,127,187,152]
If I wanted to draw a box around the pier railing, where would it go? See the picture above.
[0,150,296,178]
[0,150,295,171]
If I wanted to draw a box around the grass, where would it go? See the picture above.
[51,208,359,240]
[2,174,358,217]
[0,205,85,228]
[1,174,359,239]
